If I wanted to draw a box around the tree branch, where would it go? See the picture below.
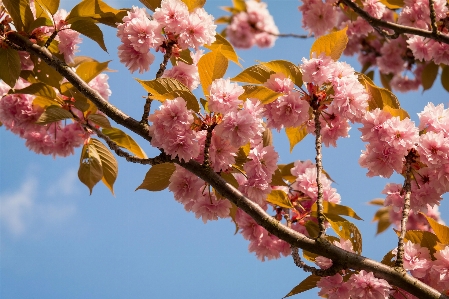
[340,0,449,44]
[8,32,449,299]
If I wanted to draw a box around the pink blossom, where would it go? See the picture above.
[244,145,279,183]
[123,15,163,53]
[118,41,155,74]
[169,164,204,205]
[299,0,339,37]
[226,13,255,49]
[359,109,393,143]
[348,270,391,298]
[153,0,189,34]
[392,241,431,278]
[359,144,404,178]
[264,92,310,131]
[300,54,335,86]
[177,8,216,49]
[209,134,237,172]
[317,274,351,299]
[418,102,449,135]
[307,105,351,147]
[363,0,386,19]
[407,36,433,61]
[51,123,86,157]
[376,38,407,75]
[264,74,294,93]
[431,246,449,291]
[88,74,112,101]
[208,78,244,114]
[162,62,200,90]
[192,192,232,223]
[214,99,264,148]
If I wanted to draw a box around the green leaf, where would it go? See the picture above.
[12,82,56,99]
[76,60,110,83]
[228,202,239,235]
[379,0,404,9]
[78,140,103,194]
[36,105,73,124]
[34,0,60,15]
[139,0,161,11]
[28,17,54,31]
[266,190,294,209]
[91,138,118,195]
[87,114,111,128]
[270,169,288,186]
[260,60,303,87]
[311,201,363,220]
[278,162,296,183]
[0,47,21,88]
[372,207,391,235]
[204,34,241,67]
[283,275,321,298]
[441,65,449,92]
[381,249,396,266]
[2,0,34,32]
[232,0,246,11]
[380,72,393,91]
[136,163,176,191]
[215,16,231,24]
[423,214,449,245]
[369,198,385,206]
[231,64,274,84]
[198,49,228,96]
[33,96,60,109]
[170,49,193,66]
[136,78,199,112]
[404,230,440,255]
[359,73,401,110]
[102,127,148,159]
[310,27,348,60]
[32,55,63,88]
[67,0,127,27]
[285,126,308,152]
[239,85,281,104]
[422,62,439,92]
[326,217,363,254]
[181,0,206,12]
[305,221,319,238]
[70,18,108,52]
[382,105,410,121]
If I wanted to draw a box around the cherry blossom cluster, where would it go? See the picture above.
[298,0,449,92]
[116,0,216,74]
[225,0,279,49]
[299,54,369,146]
[0,74,111,157]
[359,103,449,213]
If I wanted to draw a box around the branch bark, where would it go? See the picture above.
[340,0,449,44]
[7,32,449,299]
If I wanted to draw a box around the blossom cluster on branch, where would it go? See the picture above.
[1,0,449,298]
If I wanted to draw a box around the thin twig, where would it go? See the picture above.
[266,31,310,38]
[202,124,216,169]
[340,0,449,44]
[428,0,439,35]
[395,150,415,269]
[140,93,152,125]
[86,122,170,165]
[155,40,176,79]
[313,108,326,238]
[291,246,343,277]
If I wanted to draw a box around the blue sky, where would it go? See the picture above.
[1,1,448,298]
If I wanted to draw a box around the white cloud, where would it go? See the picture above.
[46,168,79,196]
[0,175,77,237]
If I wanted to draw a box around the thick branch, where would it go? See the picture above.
[340,0,449,44]
[6,32,152,143]
[9,32,448,299]
[395,153,414,268]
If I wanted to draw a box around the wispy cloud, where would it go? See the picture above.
[0,170,77,237]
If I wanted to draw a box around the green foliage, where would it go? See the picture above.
[231,64,274,84]
[284,275,321,298]
[181,0,206,12]
[34,0,60,15]
[36,105,73,124]
[91,138,118,195]
[285,126,308,152]
[87,114,112,128]
[260,60,303,87]
[311,201,363,221]
[421,62,439,92]
[238,85,281,104]
[75,60,111,83]
[442,65,449,92]
[310,27,348,60]
[139,0,161,11]
[2,0,34,32]
[198,49,228,96]
[102,127,148,159]
[326,216,363,254]
[70,19,108,52]
[66,0,127,28]
[78,139,103,194]
[11,82,57,99]
[266,190,294,209]
[379,0,404,9]
[204,34,241,67]
[136,163,176,191]
[0,47,21,88]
